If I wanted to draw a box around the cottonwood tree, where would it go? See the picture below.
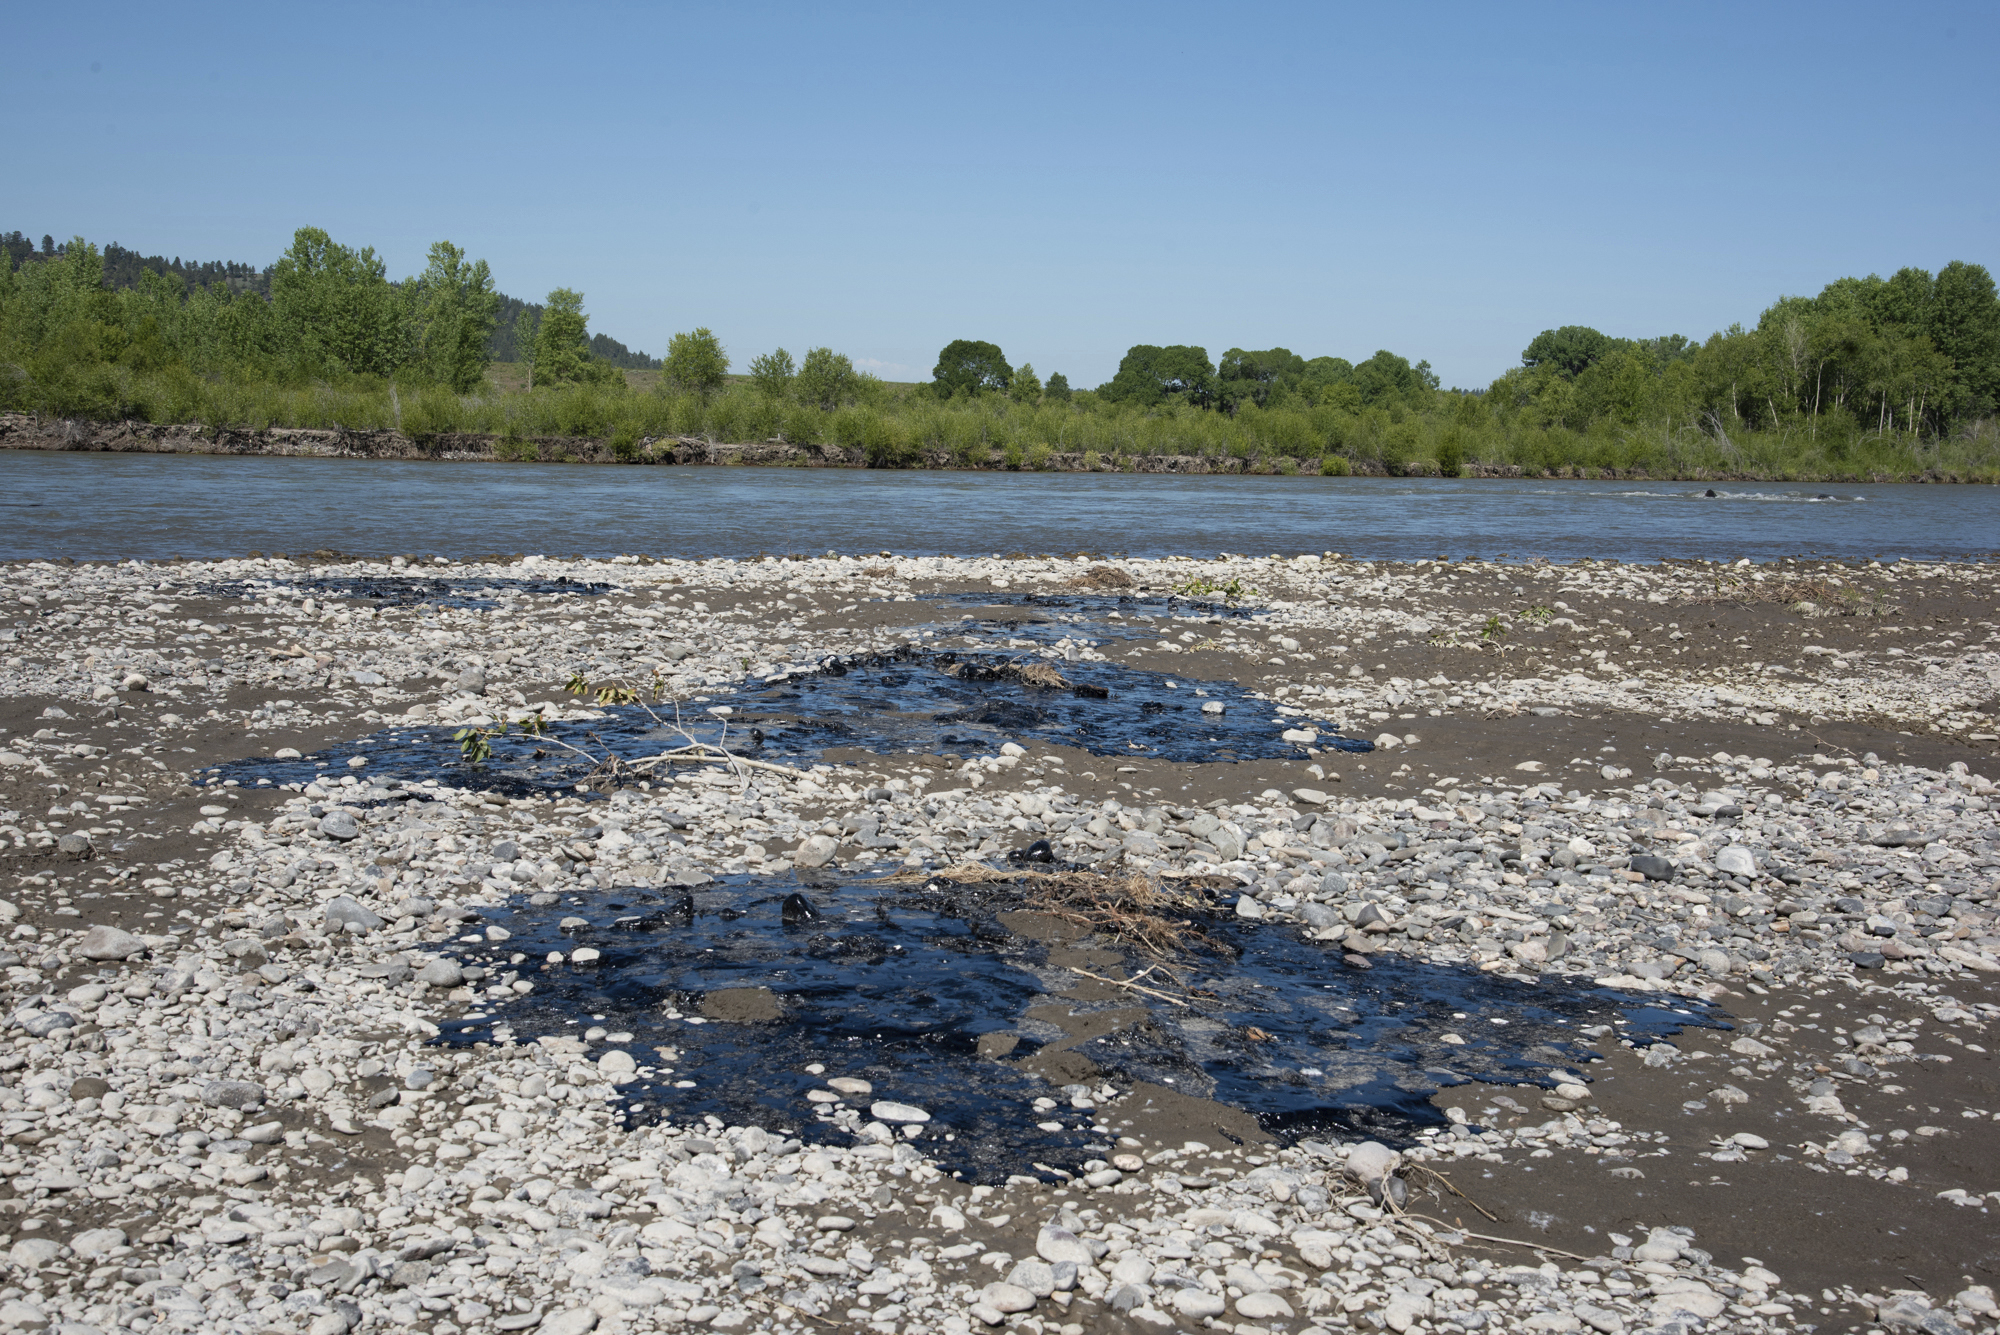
[406,241,499,393]
[748,348,795,398]
[662,327,729,399]
[795,346,856,409]
[931,339,1011,397]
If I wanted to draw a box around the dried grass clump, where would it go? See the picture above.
[1067,564,1135,589]
[893,863,1219,961]
[1680,571,1893,618]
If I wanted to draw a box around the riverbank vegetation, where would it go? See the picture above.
[3,226,1996,480]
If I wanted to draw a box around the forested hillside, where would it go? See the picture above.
[0,231,658,371]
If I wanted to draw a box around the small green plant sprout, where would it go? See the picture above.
[1521,604,1555,624]
[1174,574,1254,603]
[452,710,548,763]
[1480,614,1508,642]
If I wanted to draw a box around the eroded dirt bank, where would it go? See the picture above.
[6,413,1977,481]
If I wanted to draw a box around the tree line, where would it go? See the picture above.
[0,228,658,379]
[1,224,1994,480]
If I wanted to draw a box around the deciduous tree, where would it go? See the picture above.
[662,327,729,399]
[931,339,1011,397]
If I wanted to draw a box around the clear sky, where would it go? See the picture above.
[6,1,1994,389]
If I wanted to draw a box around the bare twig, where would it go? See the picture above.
[1405,1163,1500,1222]
[1403,1214,1593,1262]
[629,745,808,780]
[1069,966,1190,1007]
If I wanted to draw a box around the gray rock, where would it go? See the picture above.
[1035,1225,1092,1266]
[68,1227,126,1258]
[76,924,147,960]
[1007,1259,1056,1297]
[542,1311,600,1335]
[1234,894,1265,920]
[17,1010,77,1037]
[660,643,696,662]
[982,1282,1037,1314]
[795,834,838,868]
[57,832,93,860]
[1347,1140,1398,1185]
[491,839,520,862]
[456,668,488,695]
[1318,870,1349,897]
[1298,902,1341,929]
[1109,1284,1147,1312]
[388,1260,432,1288]
[1629,854,1676,881]
[416,959,464,988]
[869,1101,929,1123]
[319,812,360,841]
[1715,845,1757,878]
[323,896,384,932]
[201,1080,267,1110]
[353,671,386,686]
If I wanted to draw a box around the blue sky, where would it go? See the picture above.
[7,1,1995,388]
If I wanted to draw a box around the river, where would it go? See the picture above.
[10,451,1997,563]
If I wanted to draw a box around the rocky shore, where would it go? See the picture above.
[0,550,1993,1335]
[5,414,1976,481]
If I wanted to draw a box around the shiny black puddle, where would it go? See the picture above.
[194,573,616,610]
[209,647,1371,794]
[434,871,1721,1184]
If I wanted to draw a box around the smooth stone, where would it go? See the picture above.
[67,1228,126,1258]
[1110,1255,1155,1285]
[1007,1260,1056,1297]
[1235,895,1265,919]
[1629,854,1676,881]
[1173,1289,1227,1318]
[1714,845,1757,877]
[1291,787,1328,805]
[981,1283,1037,1314]
[795,834,838,868]
[540,1311,599,1335]
[1298,902,1340,929]
[1035,1225,1092,1266]
[869,1101,929,1123]
[10,1239,61,1268]
[201,1080,268,1110]
[319,812,360,841]
[416,959,464,988]
[827,1077,873,1096]
[323,896,384,932]
[1347,1140,1399,1185]
[76,925,147,961]
[57,833,93,859]
[1237,1292,1296,1319]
